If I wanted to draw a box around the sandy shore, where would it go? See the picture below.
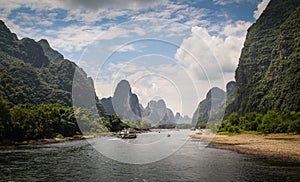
[191,133,300,162]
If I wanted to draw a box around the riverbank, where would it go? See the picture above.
[191,133,300,162]
[1,129,151,146]
[0,133,114,145]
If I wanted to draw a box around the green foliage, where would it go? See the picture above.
[122,120,152,130]
[196,121,206,129]
[227,112,240,125]
[155,124,176,129]
[288,119,300,133]
[241,112,262,131]
[140,120,151,129]
[231,0,300,115]
[0,99,114,142]
[0,21,105,115]
[258,110,283,133]
[0,20,109,142]
[75,108,108,133]
[0,97,11,139]
[101,115,129,132]
[6,103,80,141]
[218,110,300,134]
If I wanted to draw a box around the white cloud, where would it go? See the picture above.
[42,25,140,53]
[175,20,251,83]
[62,0,164,10]
[170,19,252,114]
[221,20,252,37]
[213,0,241,5]
[109,44,137,53]
[4,20,41,39]
[213,0,254,5]
[43,25,104,52]
[253,0,270,19]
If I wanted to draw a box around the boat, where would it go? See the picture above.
[167,134,171,137]
[117,128,137,139]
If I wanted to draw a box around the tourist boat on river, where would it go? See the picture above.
[117,128,137,139]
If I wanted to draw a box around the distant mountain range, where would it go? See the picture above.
[175,112,192,124]
[142,99,175,125]
[101,80,179,125]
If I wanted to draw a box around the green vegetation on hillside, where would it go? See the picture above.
[217,111,300,134]
[229,0,300,115]
[219,0,300,134]
[0,20,105,116]
[0,20,112,142]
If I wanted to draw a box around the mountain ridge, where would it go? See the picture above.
[228,0,300,115]
[0,20,105,116]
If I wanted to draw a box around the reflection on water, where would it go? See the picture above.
[0,131,299,181]
[92,130,196,164]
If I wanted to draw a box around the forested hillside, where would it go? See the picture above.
[0,20,109,142]
[0,20,104,113]
[220,0,300,134]
[227,0,300,115]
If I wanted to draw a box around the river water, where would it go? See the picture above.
[1,130,299,181]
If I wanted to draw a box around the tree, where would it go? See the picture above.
[288,119,300,133]
[0,97,11,140]
[141,120,151,129]
[227,112,240,126]
[258,110,282,134]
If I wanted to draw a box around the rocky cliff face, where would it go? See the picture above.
[224,81,237,117]
[175,112,181,122]
[230,0,300,115]
[175,112,191,123]
[192,87,226,124]
[100,97,115,115]
[38,39,64,63]
[142,99,175,125]
[0,20,105,116]
[107,80,142,121]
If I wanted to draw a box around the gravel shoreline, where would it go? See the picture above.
[192,133,300,162]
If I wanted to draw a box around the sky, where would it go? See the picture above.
[0,0,270,117]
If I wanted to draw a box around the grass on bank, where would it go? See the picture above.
[217,131,261,136]
[264,137,300,141]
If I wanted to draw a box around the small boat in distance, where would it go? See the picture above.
[190,127,196,131]
[167,134,171,137]
[117,128,137,139]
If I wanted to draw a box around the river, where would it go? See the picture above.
[1,130,299,181]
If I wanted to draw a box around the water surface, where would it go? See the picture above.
[1,131,299,181]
